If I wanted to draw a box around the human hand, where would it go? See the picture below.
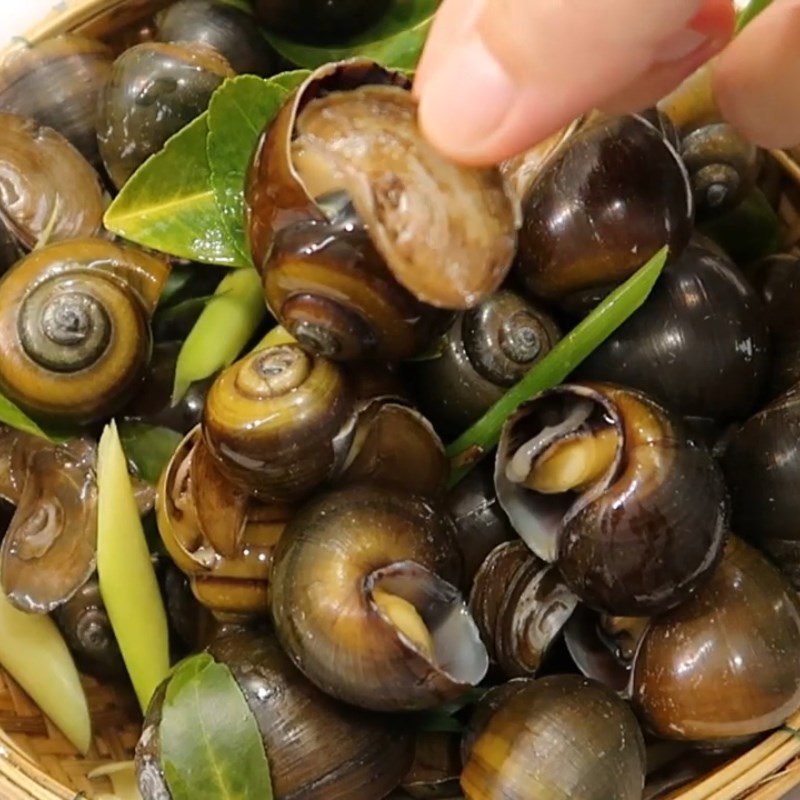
[414,0,800,165]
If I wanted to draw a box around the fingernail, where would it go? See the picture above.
[418,35,516,157]
[656,27,709,63]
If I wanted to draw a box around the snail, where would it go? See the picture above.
[461,675,646,800]
[270,484,488,711]
[401,732,462,799]
[0,113,104,250]
[0,35,113,166]
[578,236,770,423]
[0,238,169,424]
[155,0,276,76]
[721,385,800,589]
[495,383,729,615]
[632,537,800,742]
[514,113,693,313]
[54,574,126,681]
[411,290,562,437]
[97,41,234,188]
[254,0,392,44]
[446,461,516,590]
[246,60,517,360]
[137,630,415,800]
[469,541,578,678]
[202,343,447,504]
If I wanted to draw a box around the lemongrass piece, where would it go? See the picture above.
[89,762,142,800]
[0,590,90,753]
[253,325,297,351]
[97,422,170,713]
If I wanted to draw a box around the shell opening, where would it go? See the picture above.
[370,563,489,687]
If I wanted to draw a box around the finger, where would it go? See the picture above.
[602,0,734,115]
[713,0,800,149]
[416,0,727,165]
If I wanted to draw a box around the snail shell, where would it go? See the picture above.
[515,113,693,310]
[0,239,169,424]
[270,484,488,711]
[495,383,729,615]
[0,35,113,166]
[469,541,577,678]
[461,675,646,800]
[632,537,800,742]
[97,41,234,188]
[412,290,561,437]
[0,113,104,250]
[247,60,517,343]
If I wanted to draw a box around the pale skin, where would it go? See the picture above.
[414,0,800,166]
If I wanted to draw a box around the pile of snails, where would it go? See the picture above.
[0,2,799,800]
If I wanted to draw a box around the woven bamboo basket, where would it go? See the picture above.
[3,2,800,798]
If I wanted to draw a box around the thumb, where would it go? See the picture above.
[414,0,733,165]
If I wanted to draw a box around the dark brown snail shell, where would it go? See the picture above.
[0,238,169,424]
[680,122,760,216]
[254,0,392,44]
[514,113,693,311]
[746,253,800,399]
[137,630,415,800]
[54,574,126,681]
[202,344,447,503]
[578,237,770,423]
[97,41,234,189]
[0,36,113,166]
[0,113,104,250]
[446,461,515,589]
[401,732,462,799]
[246,60,517,357]
[632,537,800,742]
[270,484,488,711]
[155,0,277,76]
[411,290,561,437]
[721,385,800,589]
[156,427,290,618]
[468,541,577,678]
[495,383,729,615]
[461,675,646,800]
[0,218,22,276]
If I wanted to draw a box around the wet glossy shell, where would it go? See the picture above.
[413,291,561,436]
[0,36,113,166]
[722,385,800,589]
[97,41,234,188]
[469,541,577,678]
[461,676,646,800]
[515,114,693,309]
[401,732,462,799]
[0,113,104,249]
[202,344,352,503]
[496,383,729,615]
[633,537,800,741]
[0,238,168,424]
[270,485,488,711]
[156,0,276,76]
[156,427,290,617]
[579,237,769,423]
[247,60,517,315]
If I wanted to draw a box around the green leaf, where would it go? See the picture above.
[161,654,273,800]
[699,188,782,265]
[104,114,248,268]
[262,0,439,70]
[118,421,183,486]
[173,268,267,403]
[207,72,309,262]
[97,422,171,713]
[736,0,774,31]
[0,394,53,441]
[446,247,670,487]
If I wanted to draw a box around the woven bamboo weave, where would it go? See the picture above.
[2,2,800,798]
